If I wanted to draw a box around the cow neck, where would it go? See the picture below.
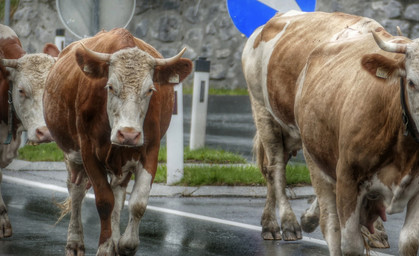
[400,78,419,143]
[4,80,14,144]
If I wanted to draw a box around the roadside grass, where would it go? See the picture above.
[18,143,311,186]
[183,86,248,96]
[158,146,247,164]
[18,142,64,162]
[155,163,310,186]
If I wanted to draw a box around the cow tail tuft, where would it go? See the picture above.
[54,196,72,225]
[253,132,267,177]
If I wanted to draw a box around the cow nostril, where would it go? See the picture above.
[134,133,140,141]
[117,130,125,142]
[116,129,141,145]
[36,128,44,138]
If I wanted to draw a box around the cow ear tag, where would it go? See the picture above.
[376,67,389,79]
[168,74,180,84]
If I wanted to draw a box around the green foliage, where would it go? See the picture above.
[0,0,20,22]
[182,86,248,96]
[154,163,311,186]
[159,146,247,164]
[18,142,64,162]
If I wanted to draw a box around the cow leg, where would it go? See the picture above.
[335,160,365,256]
[399,193,419,255]
[304,147,341,256]
[118,164,152,256]
[0,169,12,238]
[109,168,132,251]
[252,101,301,241]
[301,197,320,233]
[81,150,115,256]
[64,153,89,256]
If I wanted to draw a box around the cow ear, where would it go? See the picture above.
[361,53,405,81]
[43,43,60,57]
[153,59,193,85]
[75,47,109,79]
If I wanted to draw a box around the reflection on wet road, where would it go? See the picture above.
[0,179,331,256]
[1,178,400,256]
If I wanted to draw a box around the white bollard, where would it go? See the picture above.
[166,83,184,185]
[189,57,210,150]
[54,29,66,51]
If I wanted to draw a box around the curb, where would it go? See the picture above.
[4,159,314,199]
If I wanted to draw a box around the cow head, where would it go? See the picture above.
[362,32,419,131]
[1,44,59,144]
[75,43,192,147]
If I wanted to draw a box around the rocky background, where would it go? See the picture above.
[3,0,419,89]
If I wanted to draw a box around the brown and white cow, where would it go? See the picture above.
[0,24,57,238]
[294,21,419,255]
[242,11,389,244]
[43,28,192,255]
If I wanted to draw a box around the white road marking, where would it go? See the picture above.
[3,175,394,256]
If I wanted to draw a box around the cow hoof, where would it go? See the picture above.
[0,215,12,238]
[118,235,139,256]
[65,241,85,256]
[96,238,116,256]
[281,216,302,241]
[261,227,282,240]
[361,224,389,249]
[300,211,319,233]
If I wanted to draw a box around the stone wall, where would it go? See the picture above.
[3,0,419,89]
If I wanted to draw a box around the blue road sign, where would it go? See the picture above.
[227,0,316,37]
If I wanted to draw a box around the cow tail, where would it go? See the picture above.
[54,197,72,225]
[253,132,268,177]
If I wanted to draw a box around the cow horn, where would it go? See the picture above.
[396,26,403,37]
[371,31,407,54]
[0,59,18,68]
[155,47,186,66]
[79,42,111,62]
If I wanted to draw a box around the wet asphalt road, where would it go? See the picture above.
[0,180,329,256]
[0,177,405,256]
[0,95,408,255]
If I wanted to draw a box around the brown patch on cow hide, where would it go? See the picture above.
[253,14,286,49]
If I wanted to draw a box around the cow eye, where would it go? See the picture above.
[409,80,416,89]
[147,87,156,96]
[18,89,25,97]
[106,84,116,94]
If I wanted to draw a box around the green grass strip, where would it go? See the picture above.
[18,142,64,162]
[158,146,247,164]
[155,163,310,186]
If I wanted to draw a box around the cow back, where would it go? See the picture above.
[296,32,414,180]
[243,11,383,128]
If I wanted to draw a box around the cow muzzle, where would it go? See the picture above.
[115,127,142,146]
[26,126,53,145]
[35,126,53,143]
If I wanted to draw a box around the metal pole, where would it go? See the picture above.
[4,0,11,25]
[92,0,100,36]
[189,57,210,150]
[166,83,184,185]
[54,29,65,51]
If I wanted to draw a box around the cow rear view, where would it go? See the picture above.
[44,28,192,255]
[242,11,388,244]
